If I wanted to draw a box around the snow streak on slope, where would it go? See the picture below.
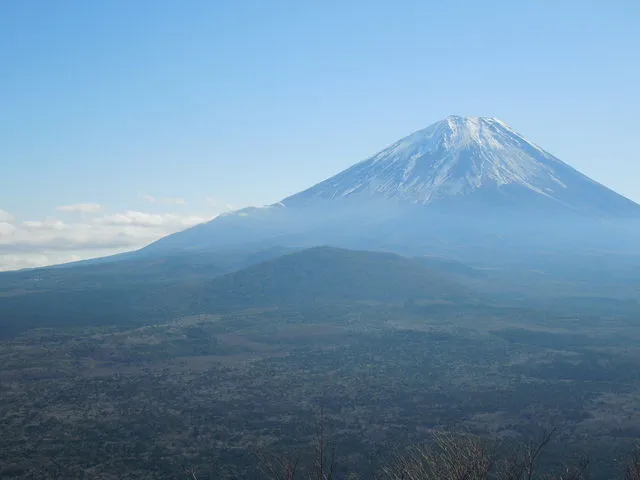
[284,116,612,207]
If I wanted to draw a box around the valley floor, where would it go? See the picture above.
[2,301,640,478]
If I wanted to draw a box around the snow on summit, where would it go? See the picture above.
[288,116,566,204]
[147,116,640,254]
[284,115,639,213]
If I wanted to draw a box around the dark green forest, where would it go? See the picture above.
[2,247,640,478]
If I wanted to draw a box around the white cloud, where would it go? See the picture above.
[0,207,224,271]
[56,203,103,213]
[22,219,66,230]
[141,195,187,205]
[0,222,16,236]
[0,209,14,223]
[97,211,209,228]
[0,194,240,271]
[0,253,85,272]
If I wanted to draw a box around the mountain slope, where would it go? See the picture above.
[145,115,640,255]
[284,115,639,213]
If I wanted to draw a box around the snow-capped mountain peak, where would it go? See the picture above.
[144,115,640,255]
[283,115,635,213]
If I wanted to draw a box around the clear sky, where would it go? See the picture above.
[1,0,639,270]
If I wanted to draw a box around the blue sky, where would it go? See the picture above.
[1,0,639,269]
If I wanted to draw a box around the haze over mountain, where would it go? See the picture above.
[146,116,640,259]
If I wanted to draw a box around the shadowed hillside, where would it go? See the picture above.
[0,247,471,336]
[170,246,474,312]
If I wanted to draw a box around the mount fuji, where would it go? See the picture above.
[284,115,637,213]
[145,116,640,259]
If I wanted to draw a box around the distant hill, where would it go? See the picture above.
[0,254,225,293]
[184,246,472,311]
[0,247,472,337]
[0,246,305,296]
